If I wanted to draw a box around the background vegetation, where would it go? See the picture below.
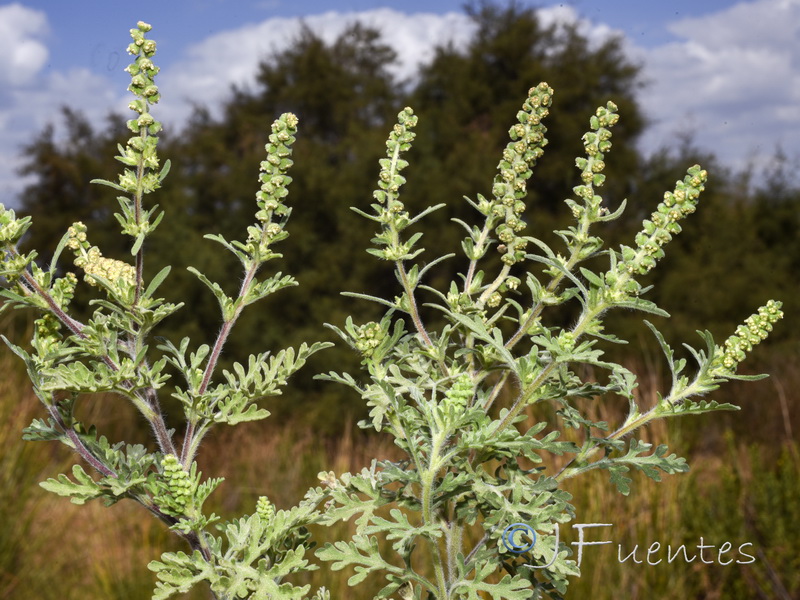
[2,3,798,598]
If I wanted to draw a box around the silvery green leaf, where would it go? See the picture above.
[40,464,105,505]
[451,561,532,600]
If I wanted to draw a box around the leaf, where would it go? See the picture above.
[22,418,64,443]
[317,535,405,586]
[131,232,146,255]
[206,342,331,426]
[149,550,218,600]
[48,229,72,275]
[187,267,232,316]
[90,178,127,192]
[667,398,739,416]
[144,266,172,298]
[158,158,171,182]
[151,504,319,600]
[40,464,104,505]
[606,464,633,496]
[452,561,532,600]
[441,311,515,367]
[598,439,689,495]
[364,508,440,554]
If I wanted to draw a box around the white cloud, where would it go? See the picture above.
[156,6,620,131]
[0,4,122,207]
[0,67,120,205]
[537,4,623,52]
[156,8,477,127]
[634,0,800,176]
[0,3,48,86]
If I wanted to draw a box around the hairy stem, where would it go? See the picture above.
[47,402,117,478]
[493,300,607,436]
[396,261,433,348]
[505,214,597,350]
[19,262,176,455]
[555,374,709,481]
[181,260,259,466]
[422,430,449,599]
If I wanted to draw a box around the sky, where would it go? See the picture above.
[1,0,798,208]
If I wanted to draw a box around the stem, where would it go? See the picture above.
[464,533,489,573]
[445,521,462,586]
[505,213,597,351]
[18,261,177,455]
[181,420,196,463]
[396,261,449,378]
[181,261,259,466]
[19,267,85,337]
[182,422,210,468]
[48,402,117,478]
[138,495,215,564]
[146,388,177,456]
[462,217,496,294]
[133,155,145,306]
[477,264,511,307]
[199,263,258,395]
[422,430,449,599]
[493,299,608,436]
[555,375,709,481]
[481,372,509,412]
[396,261,433,348]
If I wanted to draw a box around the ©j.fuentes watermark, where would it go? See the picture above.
[502,522,756,568]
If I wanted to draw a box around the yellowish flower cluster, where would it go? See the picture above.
[353,321,384,357]
[67,222,135,291]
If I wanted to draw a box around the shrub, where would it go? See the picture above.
[0,20,782,600]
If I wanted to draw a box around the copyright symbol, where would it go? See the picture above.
[502,523,536,554]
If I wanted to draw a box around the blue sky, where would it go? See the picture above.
[2,0,799,206]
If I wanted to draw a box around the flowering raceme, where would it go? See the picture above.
[315,84,783,600]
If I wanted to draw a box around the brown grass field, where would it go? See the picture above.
[0,336,797,599]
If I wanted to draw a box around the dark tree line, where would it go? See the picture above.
[14,2,798,426]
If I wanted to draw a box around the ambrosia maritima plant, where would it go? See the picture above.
[312,88,784,596]
[0,20,784,600]
[0,23,331,600]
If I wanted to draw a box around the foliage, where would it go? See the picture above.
[0,22,330,600]
[313,83,783,599]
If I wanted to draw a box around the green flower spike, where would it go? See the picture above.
[256,496,275,523]
[607,165,707,300]
[353,321,384,357]
[120,21,163,191]
[156,454,194,517]
[247,112,299,260]
[93,20,168,248]
[0,205,35,284]
[490,82,553,266]
[365,107,425,262]
[443,372,474,414]
[710,300,784,376]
